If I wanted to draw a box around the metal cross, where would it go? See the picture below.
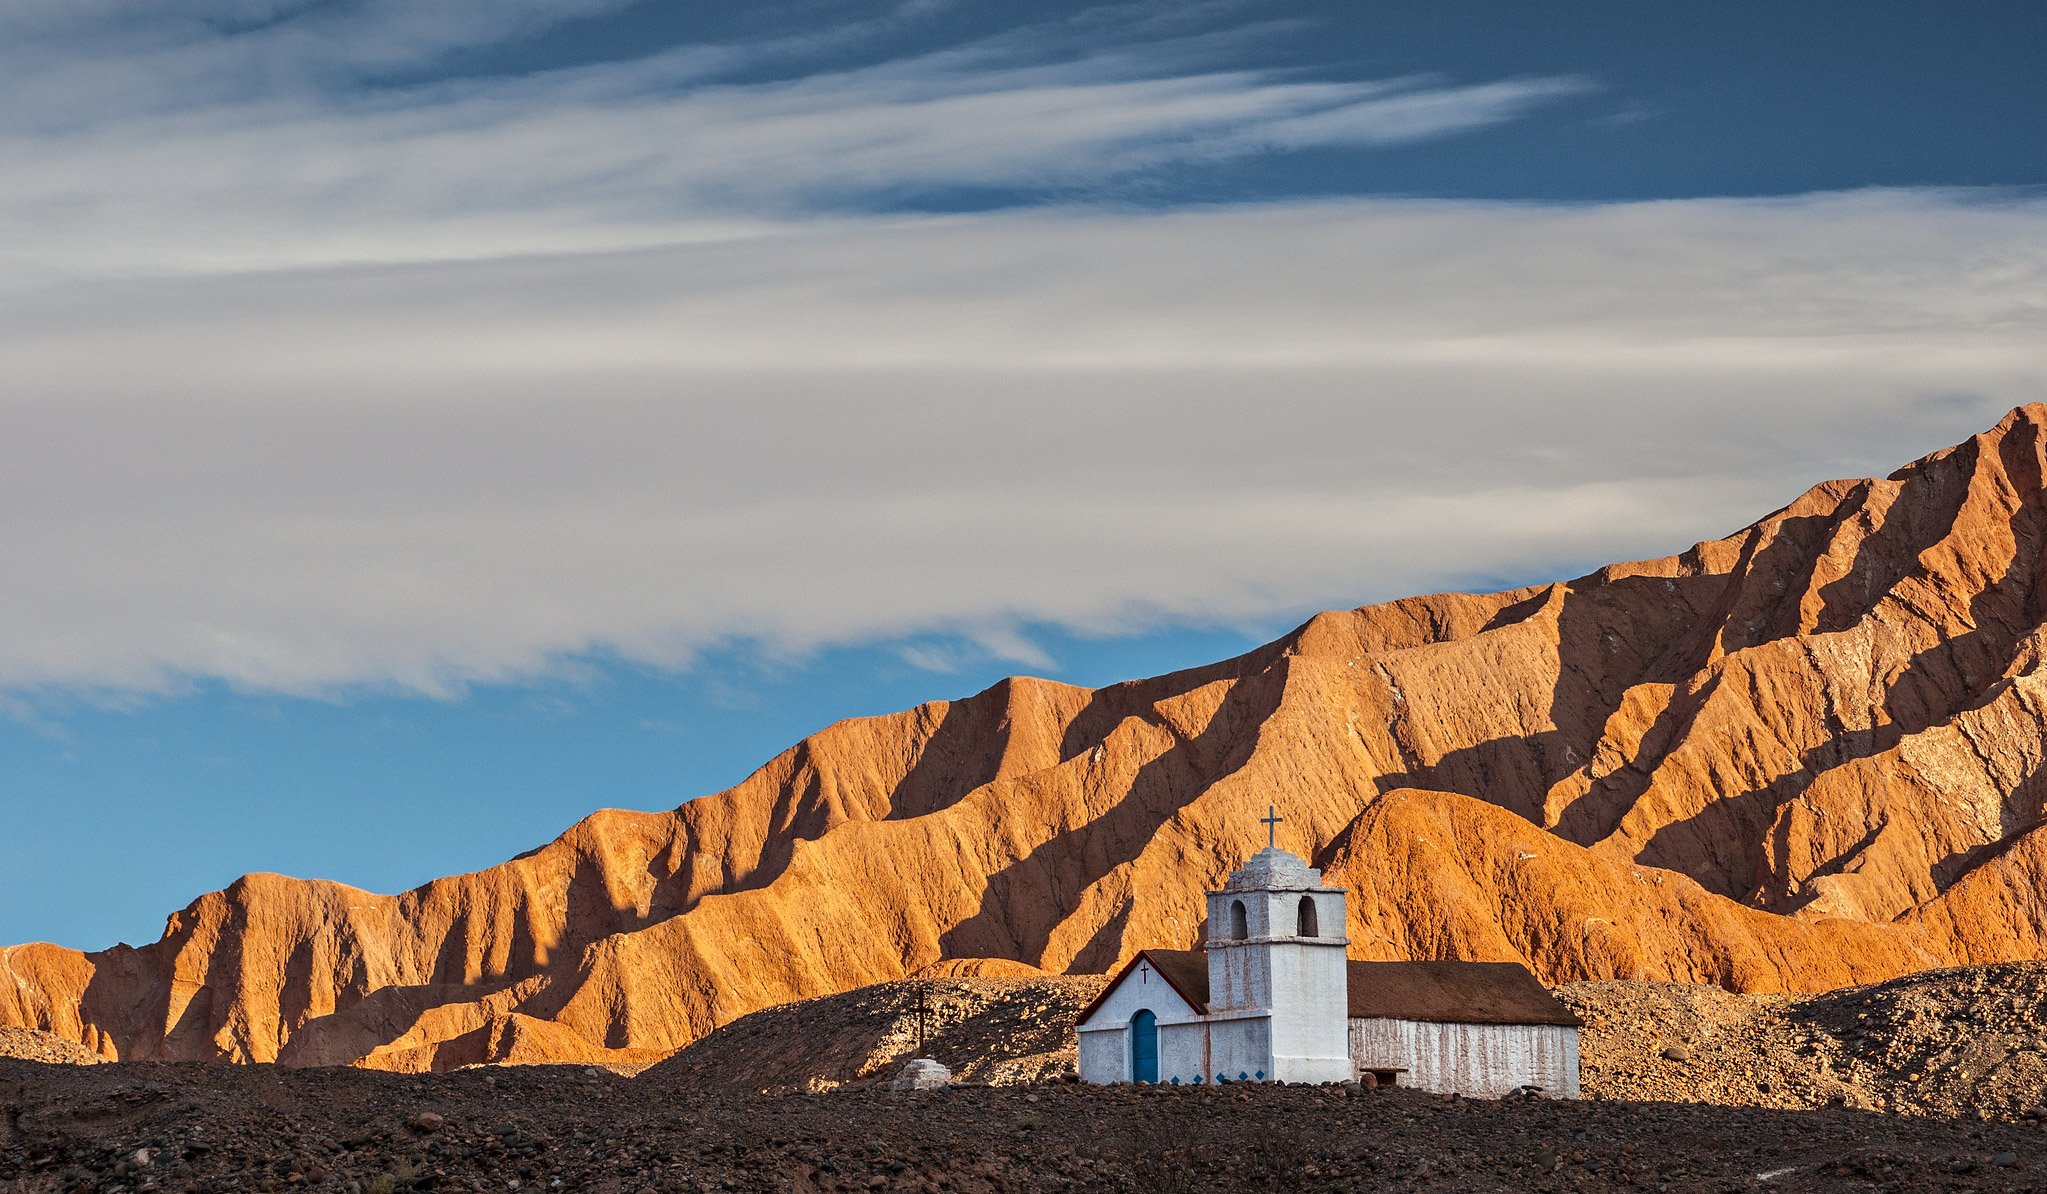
[1261,804,1282,848]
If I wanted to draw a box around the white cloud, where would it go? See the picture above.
[0,64,1595,277]
[0,194,2042,697]
[0,5,2039,699]
[1245,77,1598,148]
[0,2,1592,277]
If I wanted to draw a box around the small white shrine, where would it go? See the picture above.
[1075,809,1580,1097]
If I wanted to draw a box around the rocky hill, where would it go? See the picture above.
[1569,962,2047,1119]
[0,1026,103,1066]
[12,406,2047,1070]
[652,964,2047,1121]
[645,973,1108,1091]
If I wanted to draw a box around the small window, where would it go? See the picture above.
[1229,899,1248,941]
[1298,895,1318,937]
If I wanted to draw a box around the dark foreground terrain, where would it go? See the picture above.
[4,1059,2045,1194]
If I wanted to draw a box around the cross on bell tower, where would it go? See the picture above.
[1200,803,1352,1084]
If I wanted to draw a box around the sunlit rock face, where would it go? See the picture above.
[13,405,2047,1070]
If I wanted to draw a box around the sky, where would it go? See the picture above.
[2,0,2044,949]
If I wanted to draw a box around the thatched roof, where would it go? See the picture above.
[1347,961,1580,1027]
[1077,949,1210,1022]
[1080,951,1579,1028]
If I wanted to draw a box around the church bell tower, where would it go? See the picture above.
[1202,806,1352,1083]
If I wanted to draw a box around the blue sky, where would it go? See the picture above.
[1,0,2043,949]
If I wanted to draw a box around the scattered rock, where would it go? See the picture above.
[1564,964,2047,1119]
[0,1026,104,1066]
[6,1055,2037,1192]
[646,976,1106,1092]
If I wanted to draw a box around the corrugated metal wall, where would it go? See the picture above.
[1350,1018,1579,1099]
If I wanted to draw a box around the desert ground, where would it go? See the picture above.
[13,964,2047,1191]
[4,1056,2045,1194]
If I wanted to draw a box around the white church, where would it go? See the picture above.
[1075,819,1581,1097]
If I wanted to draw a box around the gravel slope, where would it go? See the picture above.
[647,963,2047,1121]
[15,965,2047,1189]
[0,1026,103,1066]
[3,1058,2041,1192]
[644,976,1108,1092]
[1563,962,2047,1117]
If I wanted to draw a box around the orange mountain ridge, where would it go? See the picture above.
[10,405,2047,1071]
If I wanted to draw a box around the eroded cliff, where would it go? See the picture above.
[11,406,2047,1069]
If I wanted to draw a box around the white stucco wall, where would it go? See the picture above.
[1350,1018,1581,1099]
[1204,881,1351,1084]
[1075,961,1202,1085]
[1206,893,1271,1012]
[1262,938,1351,1082]
[1155,1021,1209,1086]
[1205,1012,1270,1084]
[1081,850,1356,1086]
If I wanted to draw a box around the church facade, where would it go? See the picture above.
[1075,843,1581,1098]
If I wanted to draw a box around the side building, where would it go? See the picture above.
[1346,960,1580,1097]
[1075,842,1580,1098]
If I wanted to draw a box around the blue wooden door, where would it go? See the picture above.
[1130,1009,1159,1083]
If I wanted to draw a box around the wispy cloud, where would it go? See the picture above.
[1243,76,1597,148]
[0,192,2042,698]
[1,4,2038,701]
[0,3,1591,277]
